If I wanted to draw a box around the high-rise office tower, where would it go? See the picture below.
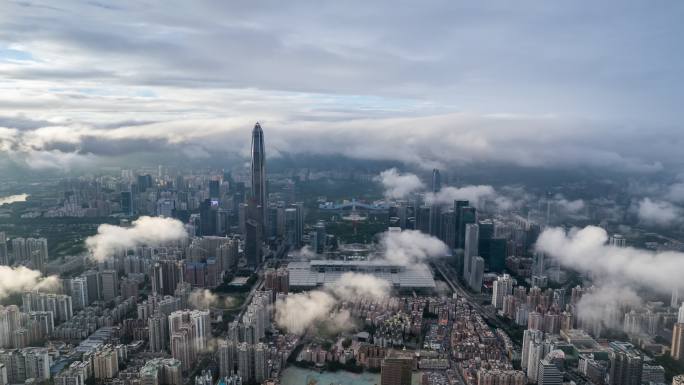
[671,323,684,361]
[313,221,326,254]
[245,217,262,268]
[457,206,476,249]
[463,223,479,280]
[284,208,298,246]
[292,202,305,247]
[381,357,412,385]
[100,270,119,301]
[416,206,431,234]
[82,270,100,303]
[672,287,682,309]
[478,219,495,262]
[487,237,507,272]
[250,122,267,232]
[209,180,220,199]
[431,169,441,193]
[0,233,7,266]
[69,278,89,310]
[469,256,485,293]
[429,169,442,236]
[120,191,133,216]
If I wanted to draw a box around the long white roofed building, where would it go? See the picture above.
[287,259,436,291]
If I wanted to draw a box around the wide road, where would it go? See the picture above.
[432,260,517,345]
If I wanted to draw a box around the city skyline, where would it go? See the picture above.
[0,3,683,385]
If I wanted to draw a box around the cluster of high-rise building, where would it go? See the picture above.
[168,309,210,371]
[0,235,48,272]
[219,291,275,384]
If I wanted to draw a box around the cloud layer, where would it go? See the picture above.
[0,2,682,173]
[536,225,684,329]
[275,272,390,335]
[536,225,684,294]
[86,216,188,261]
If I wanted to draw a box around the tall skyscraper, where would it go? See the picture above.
[671,323,684,361]
[457,206,476,249]
[492,274,514,309]
[218,339,237,378]
[429,169,442,236]
[82,270,101,303]
[237,342,253,383]
[521,329,544,370]
[69,278,89,310]
[469,256,484,293]
[148,314,168,353]
[100,270,119,301]
[245,217,262,268]
[431,169,441,193]
[26,238,48,273]
[381,357,412,385]
[0,233,8,266]
[250,122,267,231]
[463,223,479,280]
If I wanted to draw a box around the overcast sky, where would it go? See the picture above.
[0,1,682,172]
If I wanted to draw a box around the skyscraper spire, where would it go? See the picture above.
[431,168,441,193]
[250,122,267,230]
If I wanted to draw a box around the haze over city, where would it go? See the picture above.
[0,3,683,385]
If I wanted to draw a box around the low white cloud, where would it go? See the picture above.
[188,289,234,309]
[0,266,60,299]
[290,245,316,259]
[374,169,521,212]
[275,272,390,335]
[329,272,391,301]
[86,216,188,261]
[637,197,681,226]
[535,225,684,330]
[554,195,585,213]
[0,193,29,205]
[535,225,684,296]
[375,168,425,199]
[576,285,643,331]
[425,185,498,209]
[379,229,449,265]
[665,182,684,204]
